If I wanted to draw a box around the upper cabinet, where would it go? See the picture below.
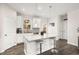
[17,16,23,29]
[17,15,49,33]
[32,17,41,28]
[16,16,24,33]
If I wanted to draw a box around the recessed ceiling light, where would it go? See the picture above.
[37,6,42,11]
[49,5,52,8]
[22,8,25,11]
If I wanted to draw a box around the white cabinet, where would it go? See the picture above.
[49,39,54,49]
[32,18,41,28]
[42,39,49,52]
[17,34,24,43]
[17,16,23,31]
[24,39,54,55]
[24,34,55,55]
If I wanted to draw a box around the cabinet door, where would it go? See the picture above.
[17,34,23,43]
[33,18,41,28]
[42,39,50,52]
[49,39,54,49]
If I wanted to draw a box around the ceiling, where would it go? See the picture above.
[8,3,79,18]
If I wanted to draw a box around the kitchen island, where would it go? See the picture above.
[23,33,56,55]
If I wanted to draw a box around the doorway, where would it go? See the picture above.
[59,14,68,40]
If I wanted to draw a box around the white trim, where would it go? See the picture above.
[68,41,78,47]
[0,43,17,53]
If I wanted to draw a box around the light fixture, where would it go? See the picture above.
[37,6,42,11]
[22,8,25,11]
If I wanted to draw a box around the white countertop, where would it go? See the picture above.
[23,33,56,42]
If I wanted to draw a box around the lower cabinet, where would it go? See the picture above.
[24,39,54,55]
[17,34,24,44]
[42,39,50,52]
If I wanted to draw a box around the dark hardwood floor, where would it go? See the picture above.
[0,39,79,55]
[0,43,25,55]
[39,44,79,55]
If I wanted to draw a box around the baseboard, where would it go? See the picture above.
[0,49,5,53]
[68,41,78,47]
[24,49,26,55]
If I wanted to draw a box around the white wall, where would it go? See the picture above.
[0,4,17,53]
[57,16,63,39]
[0,4,4,52]
[48,16,59,40]
[58,15,68,39]
[48,15,68,40]
[67,9,79,46]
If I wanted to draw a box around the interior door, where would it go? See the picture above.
[62,19,67,39]
[3,16,17,50]
[59,14,68,40]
